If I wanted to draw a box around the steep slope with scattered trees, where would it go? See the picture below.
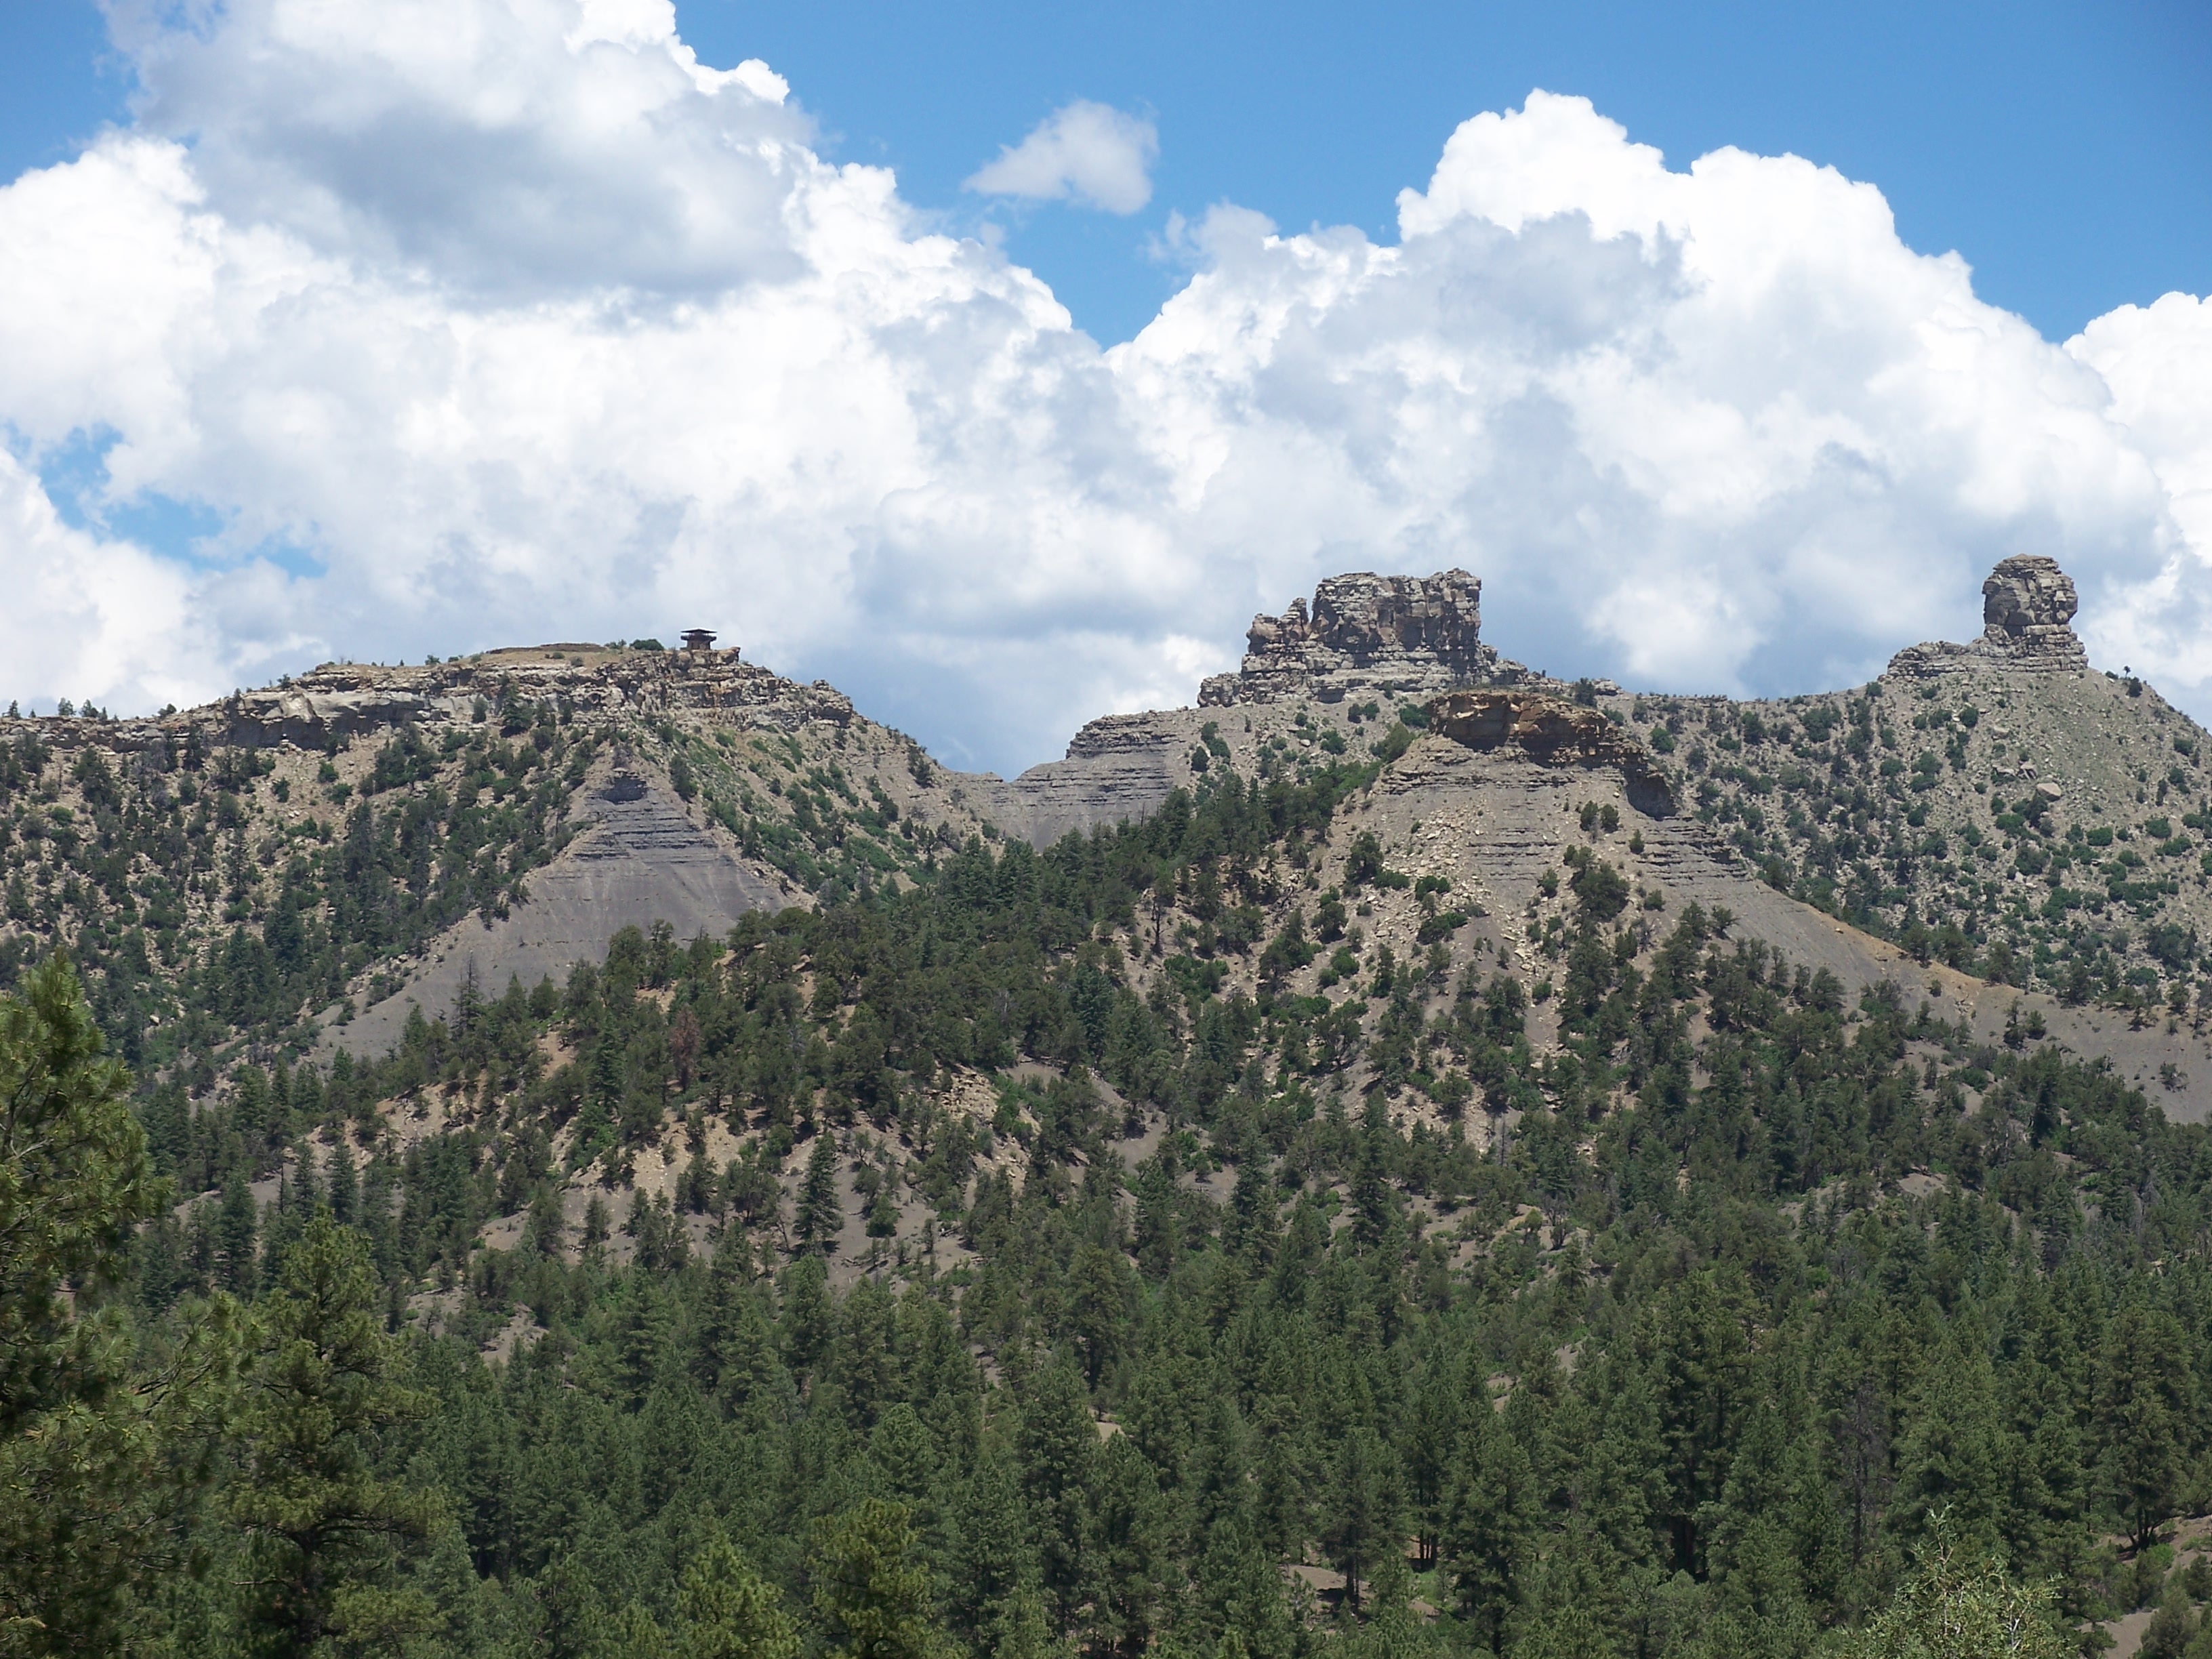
[9,726,2212,1658]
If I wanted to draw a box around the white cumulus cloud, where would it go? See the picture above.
[0,9,2207,775]
[964,100,1159,214]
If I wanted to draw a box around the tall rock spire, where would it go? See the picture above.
[1887,554,2090,678]
[1978,555,2088,671]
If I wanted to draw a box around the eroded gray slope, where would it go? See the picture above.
[325,766,788,1055]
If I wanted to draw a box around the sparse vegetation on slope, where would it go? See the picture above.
[11,730,2212,1658]
[1625,668,2212,1020]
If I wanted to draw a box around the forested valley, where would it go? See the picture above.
[7,737,2212,1659]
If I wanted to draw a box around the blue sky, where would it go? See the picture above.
[0,1,2208,769]
[5,1,2207,348]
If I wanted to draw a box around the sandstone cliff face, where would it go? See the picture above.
[1887,554,2090,678]
[233,646,858,747]
[978,573,1617,844]
[1425,690,1675,817]
[1199,569,1528,706]
[1980,554,2090,670]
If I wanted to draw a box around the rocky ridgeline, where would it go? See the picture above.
[0,639,1012,1059]
[14,550,2212,1112]
[1199,569,1544,707]
[0,642,857,763]
[1887,554,2091,678]
[258,644,860,742]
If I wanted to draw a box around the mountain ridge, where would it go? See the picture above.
[5,556,2211,1115]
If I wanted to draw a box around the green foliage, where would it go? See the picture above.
[0,954,210,1655]
[676,1535,799,1659]
[0,954,156,1427]
[14,739,2212,1659]
[227,1215,436,1654]
[811,1500,948,1659]
[1839,1515,2067,1658]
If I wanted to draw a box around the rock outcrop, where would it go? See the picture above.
[1200,570,1529,706]
[966,712,1212,846]
[9,642,857,766]
[1887,554,2090,678]
[1425,690,1675,816]
[1979,555,2089,669]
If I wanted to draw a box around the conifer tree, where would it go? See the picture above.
[1402,1359,1463,1570]
[796,1136,843,1253]
[0,954,186,1652]
[1090,1431,1172,1655]
[811,1498,947,1659]
[779,1254,835,1378]
[217,1166,260,1295]
[616,1277,674,1406]
[528,1181,567,1256]
[1065,1243,1134,1389]
[597,1599,669,1659]
[1891,1331,2008,1553]
[2095,1304,2194,1552]
[1639,1271,1755,1576]
[1446,1391,1538,1652]
[949,1437,1036,1643]
[323,1141,358,1229]
[1505,1519,1620,1659]
[868,1404,941,1528]
[228,1214,436,1654]
[1021,1358,1098,1633]
[676,1534,798,1659]
[1324,1424,1401,1610]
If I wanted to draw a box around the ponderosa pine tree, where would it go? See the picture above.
[795,1135,842,1253]
[1020,1356,1098,1633]
[811,1499,946,1659]
[1445,1389,1538,1653]
[0,954,197,1655]
[676,1534,798,1659]
[1640,1269,1756,1577]
[1403,1360,1464,1571]
[227,1213,436,1655]
[1324,1424,1401,1612]
[947,1436,1035,1645]
[2095,1303,2194,1553]
[1089,1429,1172,1655]
[1891,1328,2008,1554]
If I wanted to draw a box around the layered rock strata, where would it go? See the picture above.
[1425,690,1675,817]
[1887,554,2091,678]
[330,754,785,1057]
[1200,570,1528,706]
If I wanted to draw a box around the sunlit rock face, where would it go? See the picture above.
[1889,555,2091,678]
[1200,570,1531,707]
[1979,555,2090,672]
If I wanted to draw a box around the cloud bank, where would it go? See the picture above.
[1,0,2207,773]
